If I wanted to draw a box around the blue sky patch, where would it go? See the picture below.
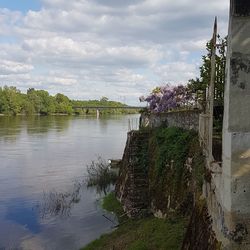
[0,0,41,12]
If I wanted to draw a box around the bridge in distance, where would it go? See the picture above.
[72,106,145,110]
[72,105,146,117]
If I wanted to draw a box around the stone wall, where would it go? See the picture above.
[202,2,250,249]
[140,110,200,131]
[115,130,150,218]
[115,119,221,248]
[182,200,220,250]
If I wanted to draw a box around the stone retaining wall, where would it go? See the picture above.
[140,110,200,131]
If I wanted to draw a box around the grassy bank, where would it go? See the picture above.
[82,193,188,250]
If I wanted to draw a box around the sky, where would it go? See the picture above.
[0,0,229,105]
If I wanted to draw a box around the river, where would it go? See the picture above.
[0,114,139,250]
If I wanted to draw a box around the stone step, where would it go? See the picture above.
[127,189,148,194]
[129,178,147,182]
[128,175,147,179]
[128,196,148,203]
[126,203,148,208]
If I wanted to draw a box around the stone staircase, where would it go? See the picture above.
[116,130,150,218]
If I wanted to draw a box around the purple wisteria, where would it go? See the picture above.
[140,84,194,113]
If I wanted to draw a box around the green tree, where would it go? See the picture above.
[22,98,35,115]
[27,88,42,113]
[55,93,73,114]
[27,89,55,115]
[0,87,6,113]
[0,86,22,115]
[100,96,109,102]
[36,90,55,115]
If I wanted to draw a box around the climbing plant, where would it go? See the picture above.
[141,84,194,113]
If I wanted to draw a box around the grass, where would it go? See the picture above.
[81,193,188,250]
[102,192,125,222]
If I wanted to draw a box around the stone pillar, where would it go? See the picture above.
[221,0,250,247]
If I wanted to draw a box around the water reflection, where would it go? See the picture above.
[0,114,139,249]
[0,115,71,143]
[39,181,83,218]
[6,199,41,234]
[0,116,22,142]
[38,157,117,219]
[86,157,117,195]
[26,116,70,135]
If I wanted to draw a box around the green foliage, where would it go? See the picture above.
[27,88,41,113]
[0,86,134,115]
[35,90,55,115]
[0,86,23,115]
[150,127,195,175]
[147,127,205,212]
[100,96,109,102]
[55,93,73,114]
[188,35,227,110]
[26,88,56,115]
[150,127,195,202]
[71,99,137,115]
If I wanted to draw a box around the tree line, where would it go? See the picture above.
[0,87,132,115]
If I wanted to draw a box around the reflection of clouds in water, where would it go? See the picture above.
[5,198,41,234]
[0,186,116,250]
[20,200,115,250]
[0,115,135,249]
[21,236,45,250]
[0,220,32,249]
[20,231,79,250]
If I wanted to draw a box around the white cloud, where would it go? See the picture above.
[0,0,229,105]
[153,62,198,84]
[0,60,33,75]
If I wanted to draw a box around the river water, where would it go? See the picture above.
[0,114,139,250]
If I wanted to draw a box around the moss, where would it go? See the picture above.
[147,127,205,213]
[149,127,196,175]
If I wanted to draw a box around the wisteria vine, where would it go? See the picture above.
[140,84,194,113]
